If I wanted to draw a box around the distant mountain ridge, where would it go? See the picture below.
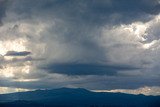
[0,87,159,107]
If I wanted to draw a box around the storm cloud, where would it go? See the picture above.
[40,63,140,75]
[0,0,160,94]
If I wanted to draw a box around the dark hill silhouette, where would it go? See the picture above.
[0,87,159,107]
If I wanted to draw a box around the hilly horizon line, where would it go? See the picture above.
[0,87,159,107]
[0,87,159,97]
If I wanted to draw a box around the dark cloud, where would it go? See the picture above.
[40,63,140,75]
[9,0,160,25]
[0,0,9,25]
[0,0,160,91]
[5,51,31,56]
[6,0,160,66]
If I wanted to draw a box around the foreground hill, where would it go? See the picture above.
[0,88,159,107]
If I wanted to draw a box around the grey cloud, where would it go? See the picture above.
[5,51,31,56]
[10,56,44,63]
[8,0,160,25]
[40,63,140,76]
[0,0,9,25]
[0,55,44,69]
[0,0,160,91]
[0,74,159,90]
[72,76,160,90]
[6,0,159,75]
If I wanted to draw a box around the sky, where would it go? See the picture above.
[0,0,160,95]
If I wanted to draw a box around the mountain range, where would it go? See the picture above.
[0,87,159,107]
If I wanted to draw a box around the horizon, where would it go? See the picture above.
[0,86,160,96]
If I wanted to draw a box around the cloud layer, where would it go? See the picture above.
[0,0,160,95]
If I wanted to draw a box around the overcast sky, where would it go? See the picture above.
[0,0,160,95]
